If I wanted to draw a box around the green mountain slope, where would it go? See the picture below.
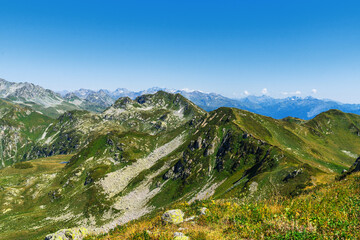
[232,108,360,173]
[0,93,359,239]
[93,172,360,240]
[0,99,54,167]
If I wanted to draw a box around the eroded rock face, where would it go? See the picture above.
[339,156,360,180]
[283,168,303,182]
[351,157,360,172]
[215,131,233,171]
[44,227,88,240]
[161,209,184,224]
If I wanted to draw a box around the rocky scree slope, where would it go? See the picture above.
[93,171,360,240]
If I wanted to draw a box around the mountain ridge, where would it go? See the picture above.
[1,90,360,239]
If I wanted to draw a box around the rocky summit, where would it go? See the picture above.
[0,89,360,239]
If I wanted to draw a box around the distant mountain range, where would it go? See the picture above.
[2,78,360,119]
[59,85,360,120]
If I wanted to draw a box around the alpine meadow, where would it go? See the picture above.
[1,1,360,240]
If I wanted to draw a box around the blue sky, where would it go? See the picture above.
[0,0,359,102]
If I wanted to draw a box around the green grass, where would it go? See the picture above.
[231,108,360,174]
[0,99,55,167]
[0,155,73,240]
[13,161,34,169]
[90,172,360,240]
[2,94,360,240]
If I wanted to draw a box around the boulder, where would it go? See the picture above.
[174,236,189,240]
[199,207,210,215]
[249,182,258,194]
[184,216,196,221]
[44,227,88,240]
[162,209,184,224]
[174,232,190,240]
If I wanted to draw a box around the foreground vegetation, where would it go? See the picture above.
[90,172,360,239]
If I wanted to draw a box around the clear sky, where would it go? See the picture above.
[0,0,359,102]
